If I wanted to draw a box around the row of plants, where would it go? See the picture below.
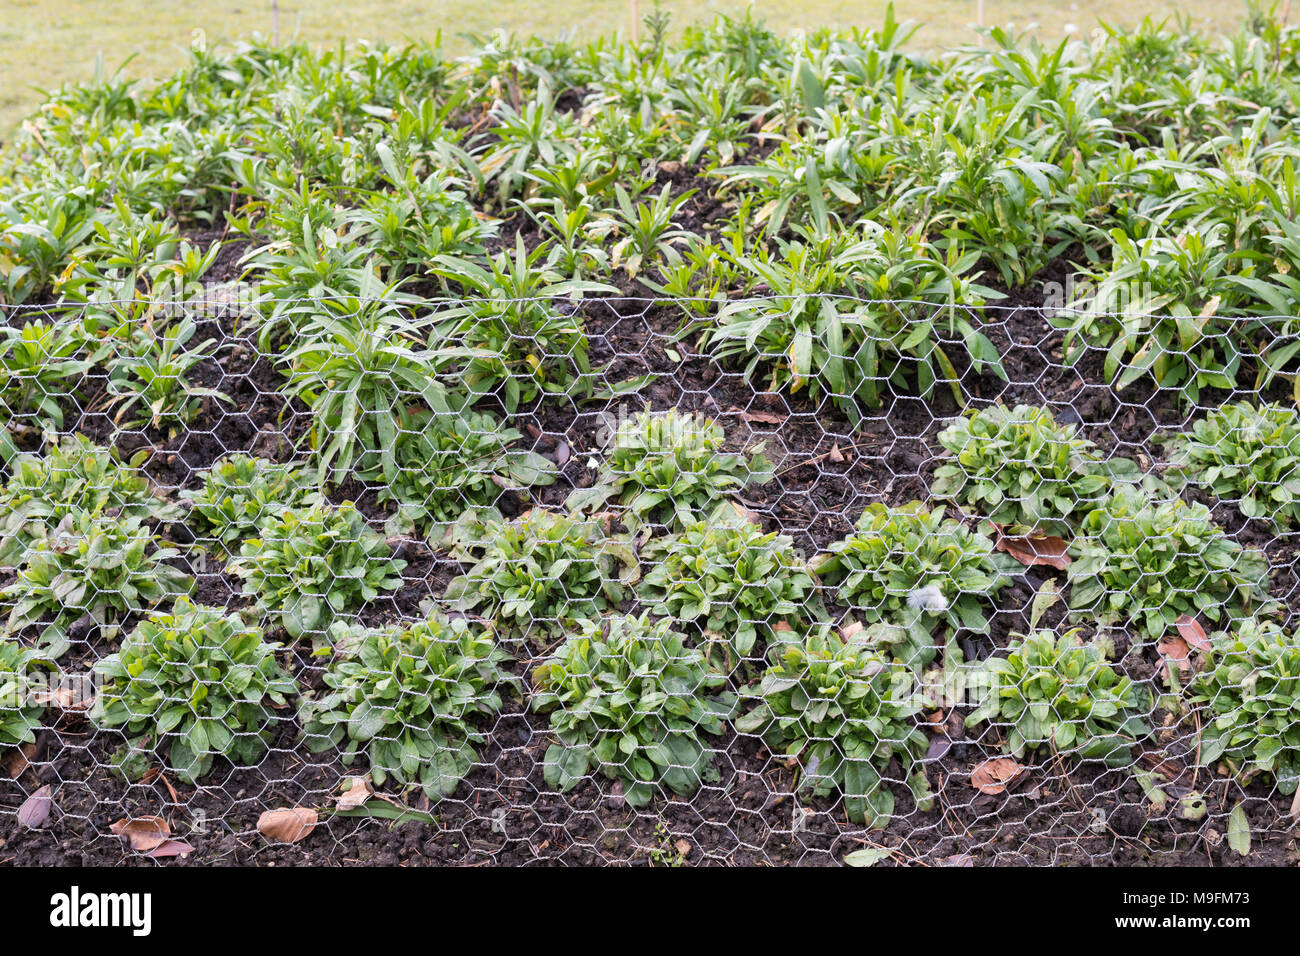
[4,592,1296,828]
[1,401,1296,823]
[1,402,1288,666]
[7,6,1300,472]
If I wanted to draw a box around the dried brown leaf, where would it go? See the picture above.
[1157,635,1194,681]
[335,777,373,812]
[144,840,195,859]
[17,784,53,829]
[728,405,785,425]
[970,758,1028,795]
[110,815,171,852]
[257,807,318,844]
[4,742,37,779]
[993,526,1071,570]
[1176,615,1211,654]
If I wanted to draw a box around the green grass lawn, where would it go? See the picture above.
[0,0,1250,135]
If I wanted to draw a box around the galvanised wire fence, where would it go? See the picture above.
[1,292,1298,867]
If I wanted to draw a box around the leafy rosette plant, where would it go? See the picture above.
[932,404,1134,532]
[1164,401,1300,530]
[735,627,929,828]
[231,501,405,640]
[640,517,823,668]
[964,629,1152,765]
[1188,618,1300,794]
[531,613,736,807]
[0,638,45,749]
[1068,486,1271,639]
[91,599,297,783]
[567,409,772,529]
[0,434,176,567]
[180,454,318,556]
[299,612,518,798]
[2,511,192,655]
[445,509,637,639]
[367,409,556,533]
[0,318,90,434]
[811,502,1009,668]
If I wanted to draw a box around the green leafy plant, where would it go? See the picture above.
[640,516,821,667]
[695,228,1004,420]
[279,287,468,487]
[530,613,735,807]
[735,627,929,827]
[431,237,617,410]
[91,599,297,783]
[0,434,174,567]
[230,502,406,640]
[1188,617,1300,794]
[0,319,90,433]
[964,628,1152,766]
[299,612,517,798]
[568,409,772,528]
[2,511,192,654]
[445,509,636,639]
[180,454,318,556]
[811,503,1008,668]
[1165,401,1300,529]
[367,409,556,533]
[0,638,44,749]
[1068,486,1271,638]
[932,404,1134,532]
[106,317,230,434]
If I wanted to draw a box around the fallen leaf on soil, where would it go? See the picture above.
[257,807,318,844]
[674,839,692,858]
[1029,580,1061,628]
[1156,634,1194,681]
[335,777,373,811]
[839,620,864,641]
[4,742,37,778]
[728,405,785,425]
[827,443,846,463]
[1227,802,1251,857]
[970,758,1028,795]
[111,815,171,852]
[30,686,93,712]
[993,526,1071,570]
[721,501,763,525]
[17,784,53,829]
[145,840,195,859]
[159,773,181,805]
[1176,615,1211,654]
[843,846,891,867]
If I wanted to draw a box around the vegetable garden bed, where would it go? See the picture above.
[2,5,1300,866]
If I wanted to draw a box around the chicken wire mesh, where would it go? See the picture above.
[1,292,1299,867]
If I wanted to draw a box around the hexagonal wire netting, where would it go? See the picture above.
[1,292,1298,866]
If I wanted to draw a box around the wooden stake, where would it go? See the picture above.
[272,0,280,45]
[976,0,985,27]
